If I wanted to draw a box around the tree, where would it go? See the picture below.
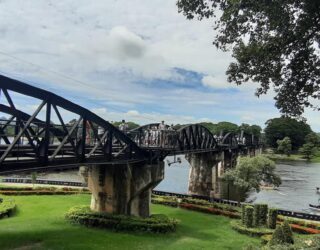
[112,121,140,130]
[299,132,320,160]
[222,156,281,195]
[305,132,320,146]
[177,0,320,117]
[264,117,312,149]
[299,142,317,160]
[277,137,292,156]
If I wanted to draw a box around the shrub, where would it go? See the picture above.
[230,220,273,237]
[151,195,178,207]
[260,204,268,226]
[244,206,254,228]
[241,204,246,225]
[65,206,179,233]
[0,197,16,219]
[270,221,294,246]
[253,204,261,227]
[268,208,278,229]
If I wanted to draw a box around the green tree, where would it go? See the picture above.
[222,156,281,196]
[112,121,140,130]
[264,117,312,149]
[305,132,320,146]
[277,137,292,156]
[299,143,317,160]
[177,0,320,117]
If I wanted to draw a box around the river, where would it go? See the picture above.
[2,155,320,214]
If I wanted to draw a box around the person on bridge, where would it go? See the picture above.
[119,120,128,133]
[159,121,166,147]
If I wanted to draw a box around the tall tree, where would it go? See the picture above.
[264,117,312,149]
[177,0,320,117]
[277,137,292,156]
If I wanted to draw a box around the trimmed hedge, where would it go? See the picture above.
[268,208,278,229]
[151,195,178,207]
[244,206,254,228]
[179,203,240,219]
[278,215,320,230]
[270,221,294,246]
[65,206,179,233]
[230,220,274,237]
[0,190,88,196]
[253,204,261,227]
[0,197,16,219]
[259,204,268,226]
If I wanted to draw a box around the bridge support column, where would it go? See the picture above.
[186,152,221,197]
[87,161,164,218]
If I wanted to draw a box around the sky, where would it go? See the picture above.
[0,0,319,131]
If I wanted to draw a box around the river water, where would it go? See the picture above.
[2,155,320,214]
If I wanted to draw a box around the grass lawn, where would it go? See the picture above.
[0,194,260,250]
[264,152,320,163]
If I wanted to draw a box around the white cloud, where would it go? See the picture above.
[201,75,233,89]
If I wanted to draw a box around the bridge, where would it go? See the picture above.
[0,74,261,217]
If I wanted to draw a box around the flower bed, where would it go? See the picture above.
[179,203,240,219]
[65,206,179,233]
[278,215,320,230]
[289,223,320,234]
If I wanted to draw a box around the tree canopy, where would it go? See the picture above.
[264,117,312,149]
[177,0,320,117]
[201,121,261,136]
[222,156,281,194]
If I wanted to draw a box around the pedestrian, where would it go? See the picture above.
[119,120,128,133]
[159,121,166,147]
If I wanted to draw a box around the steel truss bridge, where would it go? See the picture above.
[0,75,260,174]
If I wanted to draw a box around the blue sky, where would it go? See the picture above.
[0,0,319,131]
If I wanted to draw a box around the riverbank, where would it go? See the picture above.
[263,151,320,163]
[0,194,259,250]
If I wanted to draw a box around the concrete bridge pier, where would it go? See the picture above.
[186,152,221,197]
[87,161,164,218]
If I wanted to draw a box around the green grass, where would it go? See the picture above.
[0,194,260,250]
[264,152,320,163]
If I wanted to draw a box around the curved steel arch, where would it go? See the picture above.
[0,75,147,172]
[176,124,218,152]
[220,132,239,147]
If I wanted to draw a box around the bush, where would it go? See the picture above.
[268,208,278,229]
[244,206,254,228]
[230,220,273,237]
[253,204,261,227]
[151,195,178,207]
[260,204,268,226]
[0,197,16,219]
[270,221,294,246]
[241,204,246,225]
[65,206,179,233]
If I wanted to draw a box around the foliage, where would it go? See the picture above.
[260,204,268,226]
[299,143,317,160]
[299,132,320,160]
[253,204,261,227]
[270,221,294,246]
[305,132,320,146]
[0,197,16,219]
[244,206,254,228]
[264,117,312,149]
[65,206,179,233]
[177,0,320,117]
[222,156,281,195]
[277,137,292,156]
[151,195,179,207]
[268,208,278,229]
[231,220,273,237]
